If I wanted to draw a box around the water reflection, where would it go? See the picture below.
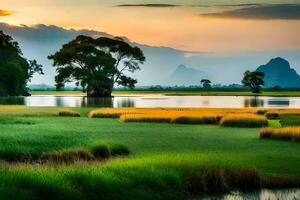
[0,95,300,108]
[268,99,290,107]
[200,189,300,200]
[244,96,264,107]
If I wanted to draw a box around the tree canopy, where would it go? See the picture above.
[48,35,145,97]
[201,79,211,89]
[241,71,264,93]
[0,31,43,96]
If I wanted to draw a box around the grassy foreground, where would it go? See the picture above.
[0,106,299,199]
[30,90,300,97]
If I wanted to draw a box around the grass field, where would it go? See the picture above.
[0,106,299,199]
[30,90,300,97]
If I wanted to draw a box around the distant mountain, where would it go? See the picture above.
[1,23,300,86]
[169,64,205,86]
[256,57,300,88]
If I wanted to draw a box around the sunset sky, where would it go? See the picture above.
[1,0,300,52]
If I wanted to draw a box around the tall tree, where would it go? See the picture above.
[49,36,145,97]
[0,31,43,96]
[241,71,264,93]
[201,79,211,89]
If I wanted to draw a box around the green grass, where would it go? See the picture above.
[30,90,300,97]
[0,115,299,176]
[280,115,300,127]
[0,107,299,199]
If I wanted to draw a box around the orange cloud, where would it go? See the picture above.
[0,10,13,17]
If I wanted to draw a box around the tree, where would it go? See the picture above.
[201,79,211,89]
[0,31,43,96]
[241,71,264,93]
[48,36,145,97]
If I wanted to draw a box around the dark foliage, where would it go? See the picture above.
[49,36,145,97]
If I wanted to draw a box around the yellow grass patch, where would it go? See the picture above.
[220,114,268,128]
[260,127,300,142]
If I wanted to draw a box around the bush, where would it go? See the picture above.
[220,114,268,128]
[109,144,130,156]
[226,168,262,191]
[171,116,220,125]
[40,148,94,164]
[90,143,112,159]
[259,127,300,142]
[265,112,280,120]
[58,110,80,117]
[256,110,268,115]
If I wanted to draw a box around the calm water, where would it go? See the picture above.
[198,189,300,200]
[1,95,300,108]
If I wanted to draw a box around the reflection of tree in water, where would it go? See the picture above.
[81,97,113,107]
[0,97,25,105]
[244,96,264,107]
[55,97,64,107]
[116,98,135,108]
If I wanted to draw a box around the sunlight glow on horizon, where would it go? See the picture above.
[1,0,300,52]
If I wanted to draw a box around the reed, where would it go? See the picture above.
[220,114,268,128]
[260,127,300,142]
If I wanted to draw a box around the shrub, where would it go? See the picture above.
[226,168,262,191]
[58,110,80,117]
[265,112,280,120]
[256,110,268,115]
[171,116,220,125]
[259,127,300,142]
[40,148,94,164]
[90,143,112,159]
[220,114,268,128]
[109,144,130,156]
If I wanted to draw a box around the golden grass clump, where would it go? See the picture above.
[260,127,300,142]
[220,114,268,128]
[58,110,80,117]
[171,116,221,125]
[119,114,172,123]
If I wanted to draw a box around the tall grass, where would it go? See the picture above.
[260,127,300,142]
[119,114,172,123]
[171,116,220,125]
[220,114,268,128]
[40,148,95,164]
[0,160,298,200]
[280,115,300,127]
[58,110,80,117]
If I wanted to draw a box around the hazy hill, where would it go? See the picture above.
[169,65,204,86]
[1,23,300,86]
[256,57,300,88]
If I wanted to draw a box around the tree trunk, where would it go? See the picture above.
[87,86,113,97]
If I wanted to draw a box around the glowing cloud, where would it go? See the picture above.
[0,10,13,17]
[201,4,300,20]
